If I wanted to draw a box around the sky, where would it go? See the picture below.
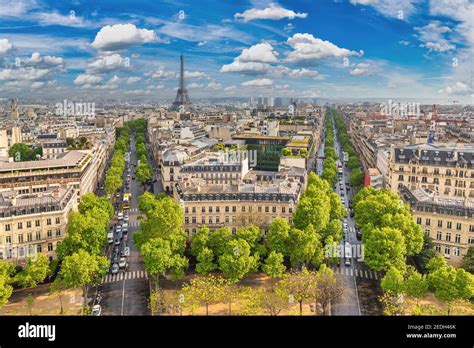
[0,0,472,103]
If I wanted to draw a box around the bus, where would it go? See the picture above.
[122,193,131,210]
[336,160,343,176]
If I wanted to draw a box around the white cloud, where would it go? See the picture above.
[125,89,152,95]
[74,73,102,85]
[127,76,141,85]
[235,3,307,22]
[350,0,421,20]
[208,81,222,89]
[147,84,164,90]
[36,11,88,28]
[146,67,175,79]
[349,68,369,75]
[286,33,363,63]
[0,67,52,81]
[415,21,455,52]
[31,81,44,89]
[398,40,410,46]
[158,22,250,44]
[184,71,208,79]
[224,85,237,91]
[188,82,204,88]
[0,0,37,18]
[220,60,269,75]
[438,81,470,95]
[0,38,13,54]
[237,42,279,63]
[22,52,64,68]
[87,54,130,73]
[269,66,320,79]
[241,78,273,87]
[92,24,161,51]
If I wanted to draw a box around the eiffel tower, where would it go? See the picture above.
[171,54,191,111]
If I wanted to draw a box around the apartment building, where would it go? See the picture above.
[174,154,306,235]
[388,144,474,198]
[400,186,474,267]
[0,186,78,262]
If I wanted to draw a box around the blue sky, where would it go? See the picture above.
[0,0,472,103]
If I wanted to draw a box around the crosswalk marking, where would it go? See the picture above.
[350,269,353,276]
[330,265,381,281]
[374,272,378,280]
[368,271,373,279]
[101,270,148,284]
[364,270,368,278]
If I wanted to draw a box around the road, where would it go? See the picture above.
[315,118,382,315]
[99,133,151,316]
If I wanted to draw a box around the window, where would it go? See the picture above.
[232,216,236,223]
[435,245,441,253]
[209,207,213,213]
[453,247,460,257]
[201,216,206,224]
[398,175,404,181]
[27,233,32,242]
[5,224,10,231]
[48,243,53,252]
[438,220,443,228]
[208,217,212,224]
[265,207,269,213]
[425,218,431,226]
[185,207,189,214]
[47,230,52,238]
[232,206,236,213]
[216,216,220,224]
[6,236,11,244]
[455,234,461,243]
[192,207,196,213]
[470,225,474,232]
[436,231,442,240]
[202,207,205,213]
[445,232,451,242]
[185,217,189,224]
[191,217,196,224]
[225,206,229,213]
[456,223,462,230]
[26,221,31,228]
[444,246,450,256]
[18,234,24,243]
[225,216,229,223]
[241,206,245,212]
[469,238,474,245]
[216,207,220,213]
[55,217,60,224]
[36,231,41,240]
[35,220,40,227]
[56,229,61,237]
[18,222,23,230]
[272,207,277,213]
[47,218,51,225]
[416,217,422,224]
[37,245,42,253]
[258,207,262,213]
[282,207,286,213]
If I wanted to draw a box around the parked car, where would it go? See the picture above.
[110,263,119,274]
[91,304,101,316]
[107,232,114,244]
[122,223,129,234]
[123,247,130,257]
[356,229,362,241]
[114,237,121,246]
[117,212,123,220]
[119,257,127,268]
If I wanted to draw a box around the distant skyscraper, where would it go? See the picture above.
[10,99,19,121]
[171,54,192,111]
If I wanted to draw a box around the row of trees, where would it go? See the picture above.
[151,266,342,316]
[322,115,338,187]
[134,121,153,186]
[105,126,129,195]
[380,256,474,315]
[332,110,364,189]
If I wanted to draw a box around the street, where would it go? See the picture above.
[99,133,151,316]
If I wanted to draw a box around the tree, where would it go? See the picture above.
[207,227,233,257]
[276,269,316,315]
[0,262,14,307]
[328,192,346,220]
[287,225,324,269]
[218,239,258,282]
[316,264,343,315]
[363,226,406,272]
[26,293,35,315]
[138,192,160,214]
[182,275,227,315]
[282,147,292,156]
[405,271,428,305]
[236,286,264,315]
[381,267,405,296]
[413,234,438,273]
[383,213,423,256]
[259,290,289,316]
[141,238,174,290]
[461,246,474,274]
[349,168,364,188]
[267,218,290,255]
[293,194,330,232]
[321,219,342,244]
[195,247,217,275]
[262,251,286,289]
[235,225,266,257]
[50,278,67,314]
[191,226,211,257]
[8,143,42,161]
[19,254,50,289]
[78,193,114,219]
[58,250,108,312]
[136,162,153,185]
[428,264,474,315]
[426,255,447,273]
[347,156,361,170]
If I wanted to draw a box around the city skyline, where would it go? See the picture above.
[0,0,472,103]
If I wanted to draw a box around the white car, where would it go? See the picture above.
[123,247,130,257]
[91,304,101,316]
[119,257,127,268]
[122,223,129,233]
[116,225,122,234]
[111,263,119,274]
[117,212,123,220]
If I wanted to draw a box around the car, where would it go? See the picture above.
[123,247,130,257]
[107,232,114,244]
[345,258,351,266]
[122,223,129,233]
[117,212,123,220]
[356,229,362,240]
[124,215,129,223]
[340,192,345,197]
[91,304,101,316]
[111,263,119,274]
[132,176,135,180]
[116,225,122,233]
[350,210,355,218]
[119,257,127,268]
